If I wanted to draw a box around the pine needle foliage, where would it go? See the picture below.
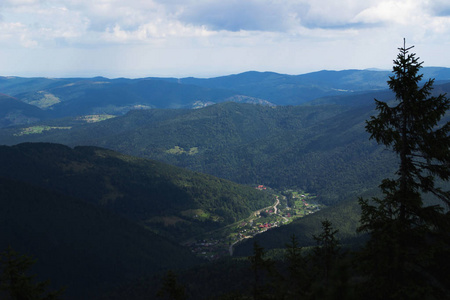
[0,247,64,300]
[357,39,450,300]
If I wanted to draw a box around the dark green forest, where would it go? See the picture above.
[0,99,403,207]
[0,177,200,299]
[0,143,273,241]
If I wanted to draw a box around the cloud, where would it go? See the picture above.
[177,0,302,32]
[0,1,91,48]
[0,0,391,49]
[0,0,450,78]
[61,0,163,32]
[102,21,214,44]
[0,22,31,46]
[428,0,450,17]
[351,0,421,25]
[295,0,374,29]
[162,0,379,32]
[3,0,43,5]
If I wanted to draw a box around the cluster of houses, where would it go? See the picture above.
[186,190,322,260]
[258,222,275,229]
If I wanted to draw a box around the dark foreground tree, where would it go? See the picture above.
[358,39,450,299]
[309,219,348,299]
[0,247,64,300]
[284,234,309,299]
[311,219,340,287]
[248,241,274,300]
[156,270,187,300]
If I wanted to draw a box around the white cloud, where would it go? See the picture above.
[0,1,90,48]
[352,0,422,25]
[177,0,300,32]
[428,0,450,17]
[102,21,214,43]
[3,0,43,5]
[296,0,373,28]
[0,0,381,48]
[0,21,37,47]
[0,0,449,77]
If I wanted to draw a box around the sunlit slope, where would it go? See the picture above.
[0,100,394,206]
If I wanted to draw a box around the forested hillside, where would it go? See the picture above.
[0,76,265,121]
[0,67,450,118]
[0,177,200,299]
[0,143,273,240]
[0,93,48,127]
[2,68,449,128]
[0,97,402,206]
[7,82,450,208]
[177,68,450,105]
[233,197,366,256]
[15,81,446,207]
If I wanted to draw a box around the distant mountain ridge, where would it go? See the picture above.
[159,67,450,104]
[2,67,450,127]
[0,93,47,127]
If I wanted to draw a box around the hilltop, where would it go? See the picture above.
[0,142,273,241]
[2,68,450,127]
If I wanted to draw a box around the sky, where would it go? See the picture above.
[1,0,450,78]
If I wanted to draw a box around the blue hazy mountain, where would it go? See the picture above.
[2,67,449,125]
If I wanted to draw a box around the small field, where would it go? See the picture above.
[14,125,71,136]
[77,114,116,123]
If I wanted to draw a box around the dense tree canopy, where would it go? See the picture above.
[358,40,450,299]
[0,247,64,300]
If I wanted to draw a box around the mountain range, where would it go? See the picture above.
[1,68,450,298]
[2,67,450,127]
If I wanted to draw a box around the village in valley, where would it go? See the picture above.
[185,185,323,260]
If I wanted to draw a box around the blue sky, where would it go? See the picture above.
[1,0,450,78]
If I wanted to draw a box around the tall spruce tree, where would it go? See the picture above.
[248,241,273,300]
[156,270,187,300]
[311,219,340,287]
[284,234,309,299]
[357,40,450,299]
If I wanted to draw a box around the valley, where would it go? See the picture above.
[184,186,323,260]
[1,67,450,299]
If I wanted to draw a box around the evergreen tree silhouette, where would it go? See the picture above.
[0,247,64,300]
[358,39,450,299]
